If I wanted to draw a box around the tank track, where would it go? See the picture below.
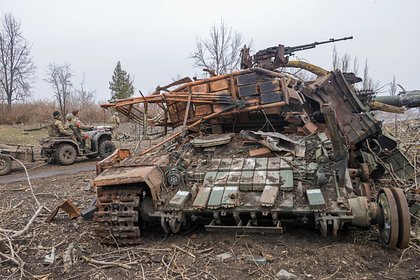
[94,186,144,245]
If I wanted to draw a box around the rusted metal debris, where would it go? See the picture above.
[46,199,81,222]
[92,38,417,248]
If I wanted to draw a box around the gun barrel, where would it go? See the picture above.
[286,36,353,55]
[373,91,420,108]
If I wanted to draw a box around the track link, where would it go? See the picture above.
[94,187,143,245]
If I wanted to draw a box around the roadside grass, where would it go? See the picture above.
[0,125,48,146]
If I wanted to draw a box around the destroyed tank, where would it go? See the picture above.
[92,37,416,248]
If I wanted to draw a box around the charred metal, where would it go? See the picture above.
[92,39,416,249]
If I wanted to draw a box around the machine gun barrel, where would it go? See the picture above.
[285,36,353,55]
[250,36,353,70]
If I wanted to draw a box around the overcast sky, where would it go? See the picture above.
[1,0,419,101]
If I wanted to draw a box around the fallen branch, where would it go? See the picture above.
[172,244,196,259]
[0,204,44,237]
[12,204,44,238]
[10,156,40,207]
[82,255,132,269]
[321,266,341,280]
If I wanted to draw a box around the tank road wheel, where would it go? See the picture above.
[169,218,182,234]
[55,144,77,165]
[377,188,399,248]
[161,216,170,234]
[99,140,116,159]
[0,154,12,176]
[390,188,411,249]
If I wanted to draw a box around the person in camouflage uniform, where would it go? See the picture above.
[65,113,83,146]
[111,112,120,139]
[50,111,74,138]
[71,110,93,149]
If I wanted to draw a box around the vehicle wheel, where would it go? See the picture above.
[55,144,77,165]
[377,188,399,248]
[99,140,116,159]
[0,154,12,176]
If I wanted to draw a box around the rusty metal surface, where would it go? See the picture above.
[377,188,399,248]
[390,188,411,249]
[94,187,143,245]
[90,38,415,248]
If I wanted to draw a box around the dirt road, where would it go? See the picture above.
[0,160,96,184]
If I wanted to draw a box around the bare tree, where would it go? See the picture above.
[352,57,359,76]
[74,73,95,109]
[341,54,350,73]
[0,13,36,107]
[45,63,73,117]
[390,75,397,96]
[191,20,244,75]
[332,46,340,70]
[362,59,373,90]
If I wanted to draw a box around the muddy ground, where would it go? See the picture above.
[1,158,419,280]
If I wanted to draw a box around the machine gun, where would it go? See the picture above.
[241,36,353,70]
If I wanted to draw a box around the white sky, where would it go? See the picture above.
[1,0,419,101]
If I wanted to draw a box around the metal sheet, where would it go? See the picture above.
[193,187,212,209]
[207,187,225,209]
[238,84,258,97]
[169,191,191,209]
[255,157,268,170]
[214,172,229,186]
[259,185,279,207]
[243,158,256,170]
[221,186,238,208]
[227,171,241,185]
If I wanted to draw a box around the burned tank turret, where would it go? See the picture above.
[92,38,414,248]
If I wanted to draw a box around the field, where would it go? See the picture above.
[0,125,48,147]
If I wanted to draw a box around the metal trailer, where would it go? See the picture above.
[0,144,35,176]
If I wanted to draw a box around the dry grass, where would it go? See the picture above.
[0,101,113,126]
[0,125,48,146]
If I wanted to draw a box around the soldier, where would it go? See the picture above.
[72,110,93,131]
[71,110,93,149]
[65,113,84,148]
[50,111,74,138]
[111,112,120,139]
